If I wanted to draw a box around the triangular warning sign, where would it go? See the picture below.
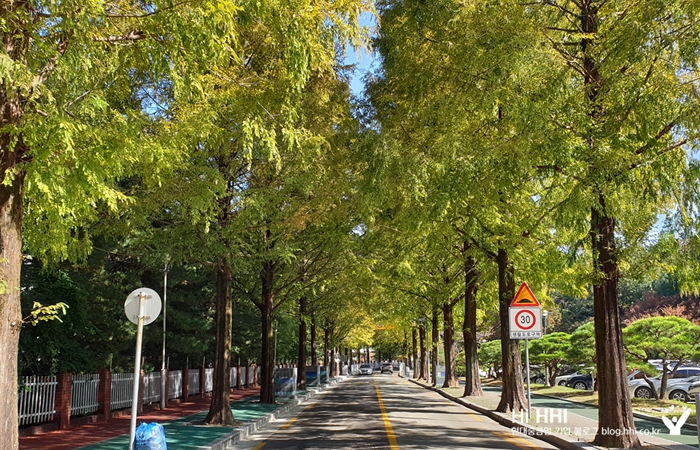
[510,282,540,307]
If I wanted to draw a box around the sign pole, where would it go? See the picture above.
[160,261,169,410]
[525,338,531,418]
[129,292,146,450]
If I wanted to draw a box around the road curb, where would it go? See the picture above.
[408,379,599,450]
[197,381,341,450]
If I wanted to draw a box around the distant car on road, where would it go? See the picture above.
[380,363,393,374]
[358,363,374,375]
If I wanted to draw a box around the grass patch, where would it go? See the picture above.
[531,384,598,405]
[631,398,697,422]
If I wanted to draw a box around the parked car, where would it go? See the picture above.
[530,372,546,384]
[628,373,700,402]
[567,374,594,390]
[688,379,700,398]
[380,363,393,374]
[358,363,374,375]
[555,368,593,386]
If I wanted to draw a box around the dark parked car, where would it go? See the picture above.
[567,374,594,390]
[529,372,546,384]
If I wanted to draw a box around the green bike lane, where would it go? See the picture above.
[483,386,698,449]
[78,394,306,450]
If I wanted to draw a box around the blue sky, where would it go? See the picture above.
[344,13,379,97]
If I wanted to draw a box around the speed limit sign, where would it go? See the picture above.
[509,308,542,338]
[509,282,542,339]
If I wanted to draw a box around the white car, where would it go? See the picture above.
[628,374,700,402]
[358,363,373,375]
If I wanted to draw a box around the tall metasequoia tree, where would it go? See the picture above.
[297,293,308,389]
[462,253,483,396]
[204,261,235,425]
[418,322,428,381]
[0,2,243,444]
[431,307,439,386]
[495,249,526,412]
[529,1,700,445]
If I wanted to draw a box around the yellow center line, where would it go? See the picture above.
[280,416,299,430]
[374,382,399,450]
[493,430,541,450]
[252,442,266,450]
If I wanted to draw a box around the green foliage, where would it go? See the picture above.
[623,316,700,399]
[19,264,101,375]
[528,332,572,382]
[554,292,594,333]
[568,322,596,369]
[623,317,700,370]
[478,340,502,376]
[22,301,69,327]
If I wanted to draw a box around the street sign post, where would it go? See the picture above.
[124,288,162,450]
[508,282,541,417]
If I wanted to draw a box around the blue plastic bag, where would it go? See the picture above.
[134,422,167,450]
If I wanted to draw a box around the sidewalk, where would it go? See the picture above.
[410,378,698,450]
[19,382,343,450]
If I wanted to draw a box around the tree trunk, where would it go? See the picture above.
[442,302,459,388]
[463,254,483,396]
[1,8,28,444]
[402,331,408,368]
[323,327,330,369]
[418,324,428,381]
[204,261,235,425]
[431,307,439,386]
[310,317,318,366]
[0,160,24,450]
[590,197,640,447]
[496,248,526,412]
[659,363,670,400]
[297,294,307,390]
[259,259,275,404]
[411,327,418,371]
[330,347,336,377]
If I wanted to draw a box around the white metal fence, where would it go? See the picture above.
[110,373,134,410]
[143,372,161,405]
[169,370,182,400]
[18,366,254,428]
[204,368,213,393]
[187,370,199,396]
[71,373,100,416]
[18,376,57,426]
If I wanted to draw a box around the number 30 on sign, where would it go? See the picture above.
[509,308,542,339]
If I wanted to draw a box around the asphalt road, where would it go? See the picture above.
[234,375,558,450]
